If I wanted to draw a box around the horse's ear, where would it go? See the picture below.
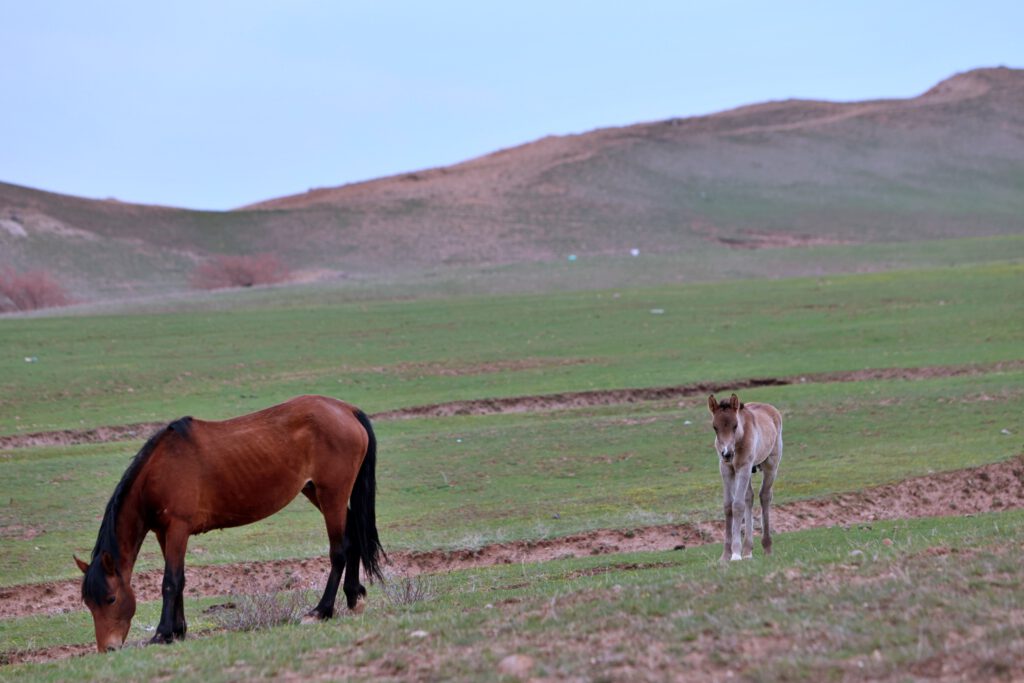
[100,551,116,576]
[729,394,740,411]
[707,394,717,414]
[74,554,90,574]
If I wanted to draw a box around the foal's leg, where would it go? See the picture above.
[760,440,782,555]
[730,468,753,561]
[153,522,190,644]
[720,462,735,562]
[742,479,755,559]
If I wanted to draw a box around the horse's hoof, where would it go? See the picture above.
[350,596,366,615]
[742,554,753,560]
[730,552,742,561]
[148,633,173,645]
[301,608,330,624]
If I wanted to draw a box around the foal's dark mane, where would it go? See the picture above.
[82,417,192,602]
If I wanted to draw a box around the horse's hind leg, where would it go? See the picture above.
[342,525,366,613]
[760,439,782,555]
[742,480,754,559]
[305,487,350,621]
[303,481,363,611]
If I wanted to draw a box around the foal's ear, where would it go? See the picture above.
[729,394,740,411]
[100,551,116,576]
[707,394,717,414]
[74,554,90,574]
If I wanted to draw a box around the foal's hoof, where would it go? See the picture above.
[730,552,743,562]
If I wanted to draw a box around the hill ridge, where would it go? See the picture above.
[2,67,1023,301]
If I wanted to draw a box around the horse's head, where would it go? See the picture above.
[75,553,137,652]
[707,393,744,462]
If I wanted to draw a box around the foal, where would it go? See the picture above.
[708,393,782,561]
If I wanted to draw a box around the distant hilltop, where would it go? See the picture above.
[2,67,1023,299]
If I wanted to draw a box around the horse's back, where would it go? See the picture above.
[144,396,369,532]
[746,402,782,444]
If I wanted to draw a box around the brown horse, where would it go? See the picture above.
[73,395,385,652]
[708,393,782,562]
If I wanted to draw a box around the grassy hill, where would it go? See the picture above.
[2,67,1023,301]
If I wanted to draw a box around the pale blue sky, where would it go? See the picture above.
[2,1,1022,210]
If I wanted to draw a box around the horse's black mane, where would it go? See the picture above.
[82,417,192,602]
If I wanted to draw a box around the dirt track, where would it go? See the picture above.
[3,361,1021,451]
[3,452,1022,664]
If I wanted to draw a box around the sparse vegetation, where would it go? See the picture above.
[0,268,71,312]
[207,584,315,632]
[380,570,437,608]
[189,254,290,290]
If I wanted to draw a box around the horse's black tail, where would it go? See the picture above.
[351,409,386,582]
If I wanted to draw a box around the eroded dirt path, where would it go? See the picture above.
[3,361,1021,450]
[3,454,1022,638]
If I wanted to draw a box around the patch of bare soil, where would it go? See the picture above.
[367,360,1024,420]
[3,453,1021,655]
[716,231,855,250]
[3,361,1021,450]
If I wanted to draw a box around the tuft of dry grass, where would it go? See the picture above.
[380,569,437,608]
[207,583,315,632]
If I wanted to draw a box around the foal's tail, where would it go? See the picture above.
[351,409,386,582]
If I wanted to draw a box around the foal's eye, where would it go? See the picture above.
[106,596,116,605]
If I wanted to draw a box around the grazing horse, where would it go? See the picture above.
[707,393,782,562]
[73,395,385,652]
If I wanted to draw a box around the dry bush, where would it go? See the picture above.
[381,570,437,607]
[0,268,72,311]
[189,253,291,290]
[207,584,315,632]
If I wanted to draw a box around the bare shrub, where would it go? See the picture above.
[189,254,291,290]
[207,584,315,632]
[0,268,72,311]
[381,570,437,608]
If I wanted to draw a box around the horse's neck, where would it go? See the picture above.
[114,486,149,581]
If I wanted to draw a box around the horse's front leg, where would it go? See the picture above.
[720,462,735,563]
[153,523,189,644]
[730,468,753,561]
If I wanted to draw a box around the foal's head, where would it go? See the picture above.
[75,553,137,652]
[707,393,744,462]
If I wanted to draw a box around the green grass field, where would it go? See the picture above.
[1,246,1023,680]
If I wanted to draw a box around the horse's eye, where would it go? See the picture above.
[106,596,116,605]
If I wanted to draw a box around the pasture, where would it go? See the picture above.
[1,248,1023,680]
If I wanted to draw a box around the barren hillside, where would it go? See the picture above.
[2,67,1022,299]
